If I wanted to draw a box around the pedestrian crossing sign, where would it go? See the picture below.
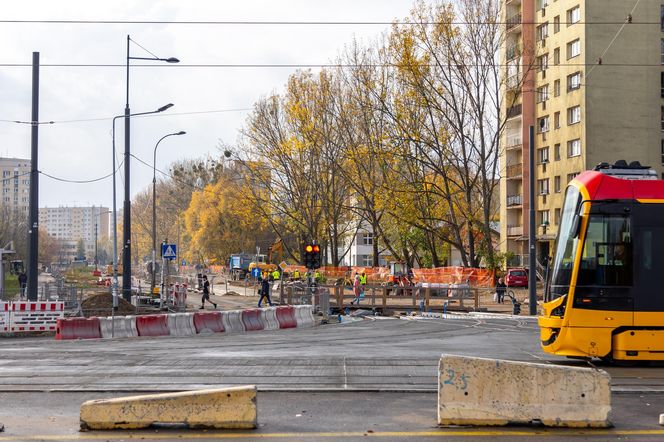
[161,244,177,260]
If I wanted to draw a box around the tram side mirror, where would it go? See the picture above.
[570,214,582,238]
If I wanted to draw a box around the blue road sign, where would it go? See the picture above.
[161,244,177,260]
[251,267,261,278]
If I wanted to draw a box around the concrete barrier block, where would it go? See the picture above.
[294,305,315,328]
[80,385,257,430]
[437,354,611,427]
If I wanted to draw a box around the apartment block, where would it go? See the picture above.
[0,157,31,213]
[500,0,664,265]
[39,206,110,262]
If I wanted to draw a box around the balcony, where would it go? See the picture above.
[506,74,520,90]
[505,137,523,151]
[507,225,523,237]
[507,194,523,207]
[506,163,523,179]
[506,45,521,61]
[506,13,522,32]
[506,103,522,119]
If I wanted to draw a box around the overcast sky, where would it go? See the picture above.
[1,0,414,208]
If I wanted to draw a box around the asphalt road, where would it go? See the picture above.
[1,313,664,440]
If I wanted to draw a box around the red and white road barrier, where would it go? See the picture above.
[193,311,224,333]
[99,315,138,339]
[56,317,101,340]
[167,312,196,336]
[293,305,315,328]
[10,301,64,332]
[41,305,317,340]
[0,302,9,332]
[221,310,245,333]
[261,307,280,331]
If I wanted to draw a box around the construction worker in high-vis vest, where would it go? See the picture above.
[272,269,280,281]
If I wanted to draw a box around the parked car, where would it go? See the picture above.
[506,268,528,288]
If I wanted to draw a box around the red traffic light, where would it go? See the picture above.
[305,245,313,253]
[313,245,320,253]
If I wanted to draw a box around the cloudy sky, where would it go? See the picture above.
[1,0,414,208]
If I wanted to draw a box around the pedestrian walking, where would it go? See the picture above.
[199,275,217,309]
[258,276,274,307]
[495,277,507,304]
[350,274,363,305]
[18,272,27,298]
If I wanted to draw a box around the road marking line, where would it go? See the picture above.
[3,429,664,440]
[343,356,348,389]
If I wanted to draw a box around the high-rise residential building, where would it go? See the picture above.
[0,157,31,214]
[39,206,110,262]
[500,0,664,265]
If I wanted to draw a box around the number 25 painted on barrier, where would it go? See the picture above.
[443,369,469,391]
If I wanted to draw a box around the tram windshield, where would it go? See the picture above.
[547,186,581,300]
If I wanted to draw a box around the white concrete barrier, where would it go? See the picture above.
[99,315,138,339]
[0,302,8,333]
[261,307,279,331]
[167,313,196,336]
[293,305,315,328]
[221,310,245,333]
[437,354,611,427]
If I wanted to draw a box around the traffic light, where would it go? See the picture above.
[312,244,321,269]
[304,244,314,269]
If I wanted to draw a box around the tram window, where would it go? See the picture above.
[577,215,632,287]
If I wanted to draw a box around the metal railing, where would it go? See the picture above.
[507,194,523,206]
[506,13,522,31]
[507,225,523,236]
[506,163,523,178]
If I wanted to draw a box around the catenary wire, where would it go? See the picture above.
[0,19,657,25]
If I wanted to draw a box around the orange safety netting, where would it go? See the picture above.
[411,267,495,287]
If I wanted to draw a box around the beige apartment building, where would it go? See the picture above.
[0,157,31,214]
[500,0,664,265]
[39,206,110,262]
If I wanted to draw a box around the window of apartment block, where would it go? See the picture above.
[662,72,664,98]
[2,171,9,177]
[536,84,549,102]
[662,5,664,31]
[567,72,582,91]
[537,0,550,10]
[553,47,560,65]
[567,105,581,125]
[539,210,550,226]
[359,232,373,245]
[537,146,550,163]
[537,22,549,41]
[538,178,550,195]
[568,139,582,157]
[554,208,561,225]
[661,39,664,64]
[538,53,549,71]
[361,255,373,267]
[662,106,664,131]
[554,176,561,193]
[567,6,580,25]
[567,172,580,182]
[554,79,561,96]
[554,111,561,129]
[554,15,560,33]
[661,140,664,165]
[554,143,561,160]
[567,39,581,59]
[537,115,550,133]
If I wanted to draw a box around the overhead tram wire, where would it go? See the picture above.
[0,62,662,68]
[39,159,124,184]
[0,19,658,25]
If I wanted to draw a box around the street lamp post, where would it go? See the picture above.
[123,34,179,302]
[151,131,186,293]
[112,104,174,310]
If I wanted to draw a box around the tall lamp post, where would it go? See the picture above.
[151,131,186,293]
[123,34,179,302]
[112,103,174,308]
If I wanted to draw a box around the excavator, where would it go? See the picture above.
[247,239,284,278]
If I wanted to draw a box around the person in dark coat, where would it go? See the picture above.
[199,275,217,309]
[18,272,27,298]
[495,277,507,304]
[258,276,274,307]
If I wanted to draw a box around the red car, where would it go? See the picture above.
[505,268,528,288]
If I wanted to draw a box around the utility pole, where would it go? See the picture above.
[27,52,40,302]
[528,125,537,315]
